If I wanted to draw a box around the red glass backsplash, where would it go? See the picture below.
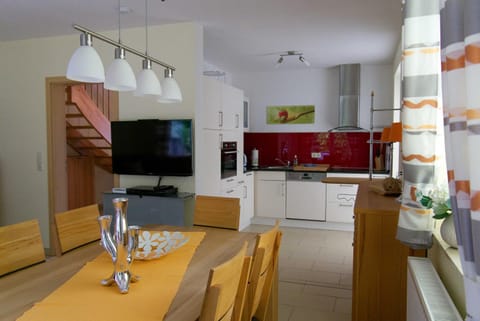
[244,132,382,169]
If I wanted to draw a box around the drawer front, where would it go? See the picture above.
[326,184,358,223]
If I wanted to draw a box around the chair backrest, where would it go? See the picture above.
[0,219,45,276]
[200,242,251,321]
[242,222,282,321]
[54,204,100,254]
[194,195,241,230]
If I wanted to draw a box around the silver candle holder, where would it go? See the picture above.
[98,197,140,294]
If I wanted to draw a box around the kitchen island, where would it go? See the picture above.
[352,181,425,321]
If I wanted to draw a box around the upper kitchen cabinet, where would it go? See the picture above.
[202,76,243,130]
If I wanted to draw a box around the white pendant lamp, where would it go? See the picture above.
[157,68,182,103]
[66,33,105,82]
[135,59,162,96]
[134,0,162,97]
[104,47,137,91]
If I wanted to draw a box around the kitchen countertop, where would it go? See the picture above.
[249,164,330,173]
[250,164,389,176]
[322,177,372,184]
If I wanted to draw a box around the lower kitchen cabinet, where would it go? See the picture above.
[254,171,286,218]
[326,183,358,223]
[353,181,425,321]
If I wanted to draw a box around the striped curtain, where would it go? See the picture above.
[441,0,480,319]
[396,1,442,249]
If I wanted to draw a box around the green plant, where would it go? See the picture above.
[416,188,452,219]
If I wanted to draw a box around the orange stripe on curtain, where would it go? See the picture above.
[467,109,480,120]
[404,47,440,56]
[455,180,470,195]
[403,124,437,130]
[442,61,447,71]
[449,109,467,118]
[446,55,466,70]
[400,205,432,215]
[471,191,480,211]
[403,154,437,163]
[404,99,438,108]
[466,44,480,64]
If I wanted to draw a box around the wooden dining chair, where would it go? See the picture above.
[54,203,101,254]
[241,221,283,321]
[0,219,46,276]
[200,242,252,321]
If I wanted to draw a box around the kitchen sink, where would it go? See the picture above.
[262,166,291,170]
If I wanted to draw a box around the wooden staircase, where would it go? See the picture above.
[65,84,114,172]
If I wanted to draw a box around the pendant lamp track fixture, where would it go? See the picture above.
[72,24,175,71]
[67,0,181,102]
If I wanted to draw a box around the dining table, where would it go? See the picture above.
[0,225,269,321]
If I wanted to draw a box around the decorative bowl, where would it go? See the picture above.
[134,230,190,260]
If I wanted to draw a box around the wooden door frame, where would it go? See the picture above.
[45,77,119,255]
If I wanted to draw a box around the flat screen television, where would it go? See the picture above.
[111,119,193,176]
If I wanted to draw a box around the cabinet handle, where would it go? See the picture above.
[219,111,223,127]
[340,184,354,187]
[339,204,353,207]
[219,133,223,149]
[235,114,240,128]
[226,189,234,194]
[281,183,285,197]
[243,186,247,198]
[226,178,234,182]
[238,180,245,184]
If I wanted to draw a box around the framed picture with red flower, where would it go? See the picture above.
[266,105,315,124]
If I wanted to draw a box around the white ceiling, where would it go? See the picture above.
[0,0,402,72]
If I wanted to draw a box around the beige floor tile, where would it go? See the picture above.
[317,247,346,264]
[303,284,352,298]
[334,297,353,314]
[312,260,352,274]
[289,307,351,321]
[278,304,294,321]
[339,273,352,287]
[281,292,336,311]
[248,223,354,321]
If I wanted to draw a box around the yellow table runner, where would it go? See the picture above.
[18,232,206,321]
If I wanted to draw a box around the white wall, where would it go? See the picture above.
[232,64,394,132]
[0,22,202,246]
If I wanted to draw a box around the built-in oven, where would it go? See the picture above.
[221,141,237,179]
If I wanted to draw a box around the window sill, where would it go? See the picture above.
[429,220,465,317]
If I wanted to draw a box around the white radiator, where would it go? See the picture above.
[407,257,462,321]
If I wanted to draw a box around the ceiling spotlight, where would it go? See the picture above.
[299,56,310,66]
[275,56,284,68]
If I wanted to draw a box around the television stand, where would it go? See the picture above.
[154,185,175,192]
[103,191,194,227]
[126,185,177,196]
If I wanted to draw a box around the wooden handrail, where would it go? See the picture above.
[67,85,111,144]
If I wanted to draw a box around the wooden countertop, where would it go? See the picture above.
[322,177,371,184]
[354,181,401,216]
[293,164,330,172]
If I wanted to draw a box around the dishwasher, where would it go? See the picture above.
[286,171,327,221]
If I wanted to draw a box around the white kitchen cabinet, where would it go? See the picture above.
[242,171,254,223]
[254,171,286,219]
[220,172,253,230]
[326,183,358,223]
[196,129,222,195]
[202,76,243,130]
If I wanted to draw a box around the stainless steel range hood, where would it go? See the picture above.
[330,64,366,131]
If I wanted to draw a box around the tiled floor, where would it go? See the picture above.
[244,224,353,321]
